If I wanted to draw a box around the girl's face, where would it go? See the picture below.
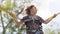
[30,7,37,15]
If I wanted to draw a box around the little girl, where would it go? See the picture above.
[16,5,60,34]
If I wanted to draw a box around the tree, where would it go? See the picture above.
[0,0,33,34]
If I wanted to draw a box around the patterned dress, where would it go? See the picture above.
[21,15,45,34]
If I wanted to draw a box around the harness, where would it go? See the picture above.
[24,15,43,33]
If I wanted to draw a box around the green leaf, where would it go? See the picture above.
[58,32,60,34]
[0,10,1,16]
[5,0,13,10]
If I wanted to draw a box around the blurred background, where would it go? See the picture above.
[0,0,60,34]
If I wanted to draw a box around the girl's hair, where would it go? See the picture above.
[25,5,35,15]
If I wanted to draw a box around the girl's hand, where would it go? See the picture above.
[56,12,60,15]
[53,12,60,18]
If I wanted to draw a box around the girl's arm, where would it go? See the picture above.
[14,16,26,26]
[44,12,60,24]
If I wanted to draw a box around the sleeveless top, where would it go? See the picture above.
[21,15,45,34]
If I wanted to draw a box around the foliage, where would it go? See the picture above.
[0,0,32,34]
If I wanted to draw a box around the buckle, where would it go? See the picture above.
[31,30,36,32]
